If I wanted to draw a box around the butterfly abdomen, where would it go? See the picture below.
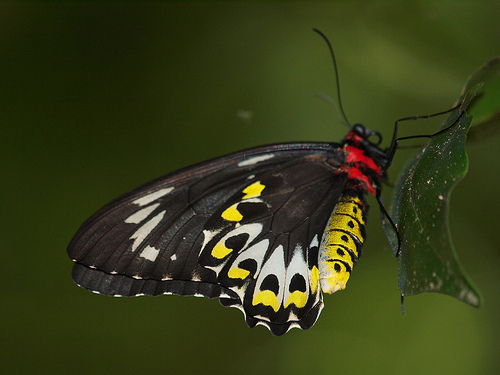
[318,195,367,293]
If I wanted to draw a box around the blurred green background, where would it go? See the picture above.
[1,2,499,374]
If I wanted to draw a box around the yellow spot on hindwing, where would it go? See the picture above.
[242,181,265,199]
[318,195,366,294]
[221,203,243,222]
[211,242,232,259]
[284,291,308,309]
[252,290,280,312]
[310,265,320,294]
[227,266,250,279]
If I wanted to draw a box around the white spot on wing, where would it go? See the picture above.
[240,197,263,204]
[237,154,275,167]
[288,311,299,321]
[201,228,224,250]
[125,203,160,224]
[310,234,319,249]
[254,245,285,304]
[133,187,174,206]
[219,291,233,299]
[232,239,269,274]
[228,223,263,242]
[283,244,309,305]
[140,245,160,262]
[254,314,271,322]
[230,304,246,314]
[227,239,270,300]
[129,210,165,252]
[170,254,177,261]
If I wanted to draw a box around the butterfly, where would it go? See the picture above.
[67,123,394,335]
[67,30,458,336]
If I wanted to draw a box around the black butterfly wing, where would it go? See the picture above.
[68,142,348,335]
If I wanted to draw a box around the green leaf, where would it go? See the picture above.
[387,56,500,307]
[388,83,487,308]
[462,57,500,142]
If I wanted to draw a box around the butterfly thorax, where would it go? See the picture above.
[339,124,388,196]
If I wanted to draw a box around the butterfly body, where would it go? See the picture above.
[68,125,387,335]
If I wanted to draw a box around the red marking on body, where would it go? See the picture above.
[346,167,376,195]
[345,146,381,174]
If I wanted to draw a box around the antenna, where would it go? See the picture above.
[313,28,351,128]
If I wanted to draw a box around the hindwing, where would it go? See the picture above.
[68,143,347,335]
